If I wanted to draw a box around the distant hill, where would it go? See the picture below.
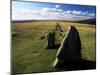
[12,18,96,25]
[76,18,96,25]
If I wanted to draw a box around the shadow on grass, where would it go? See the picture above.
[45,44,60,49]
[55,59,96,71]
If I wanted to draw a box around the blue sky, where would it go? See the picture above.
[12,1,96,21]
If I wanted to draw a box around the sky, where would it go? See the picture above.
[12,1,96,21]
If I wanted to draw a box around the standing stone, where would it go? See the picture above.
[55,22,63,32]
[53,26,81,68]
[47,31,55,49]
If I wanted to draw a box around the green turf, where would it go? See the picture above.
[12,21,96,74]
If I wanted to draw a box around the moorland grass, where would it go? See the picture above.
[12,21,96,74]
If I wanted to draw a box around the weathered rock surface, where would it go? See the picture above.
[47,31,55,49]
[53,26,81,68]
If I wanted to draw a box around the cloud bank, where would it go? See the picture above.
[12,6,95,21]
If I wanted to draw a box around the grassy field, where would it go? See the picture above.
[12,21,96,74]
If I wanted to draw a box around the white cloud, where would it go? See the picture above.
[72,10,82,15]
[88,13,95,16]
[12,7,95,21]
[55,5,60,8]
[12,7,43,20]
[65,10,72,14]
[41,7,63,12]
[82,11,88,15]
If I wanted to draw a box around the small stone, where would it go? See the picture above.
[55,22,63,32]
[46,31,55,49]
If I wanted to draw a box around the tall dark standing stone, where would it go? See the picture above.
[47,31,55,49]
[53,26,81,68]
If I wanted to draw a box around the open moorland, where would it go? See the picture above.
[12,21,96,74]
